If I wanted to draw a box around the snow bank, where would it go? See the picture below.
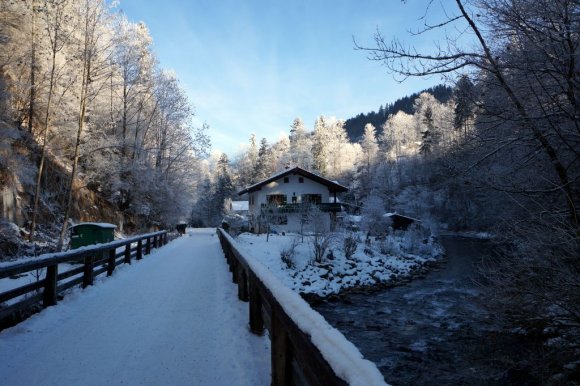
[234,231,442,297]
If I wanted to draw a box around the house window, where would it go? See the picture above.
[302,194,321,204]
[299,177,304,183]
[266,194,286,205]
[283,177,289,183]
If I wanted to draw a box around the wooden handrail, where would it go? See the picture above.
[0,230,171,329]
[216,228,387,386]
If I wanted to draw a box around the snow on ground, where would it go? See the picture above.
[234,230,443,298]
[0,229,270,386]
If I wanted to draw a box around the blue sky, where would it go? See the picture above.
[118,0,446,157]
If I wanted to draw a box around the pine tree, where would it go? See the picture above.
[311,116,327,174]
[252,138,273,182]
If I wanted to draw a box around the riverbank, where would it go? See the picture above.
[233,230,444,300]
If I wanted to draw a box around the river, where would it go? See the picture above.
[314,236,523,385]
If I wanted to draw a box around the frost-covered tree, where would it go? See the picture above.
[252,138,275,181]
[380,110,416,161]
[29,0,74,241]
[311,115,327,174]
[289,117,312,169]
[235,133,259,187]
[58,0,114,249]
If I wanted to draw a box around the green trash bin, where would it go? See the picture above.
[70,222,116,249]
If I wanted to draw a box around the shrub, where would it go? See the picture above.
[280,238,299,269]
[343,232,358,259]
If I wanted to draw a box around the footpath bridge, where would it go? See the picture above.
[0,228,386,386]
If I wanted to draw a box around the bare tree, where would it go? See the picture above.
[356,0,579,379]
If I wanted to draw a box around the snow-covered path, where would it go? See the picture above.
[0,229,270,386]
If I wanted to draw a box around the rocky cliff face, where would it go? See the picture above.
[0,127,129,260]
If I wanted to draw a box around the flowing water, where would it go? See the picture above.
[314,237,522,385]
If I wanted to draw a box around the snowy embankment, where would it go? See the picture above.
[233,231,443,299]
[0,229,270,386]
[220,229,388,386]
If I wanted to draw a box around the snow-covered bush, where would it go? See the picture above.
[378,237,401,255]
[399,224,433,255]
[342,232,358,259]
[311,232,333,264]
[280,237,299,269]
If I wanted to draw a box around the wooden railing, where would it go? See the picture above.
[217,228,387,386]
[0,230,169,328]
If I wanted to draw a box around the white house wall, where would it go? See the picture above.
[247,174,336,233]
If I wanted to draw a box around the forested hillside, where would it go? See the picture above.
[344,84,453,141]
[0,0,209,256]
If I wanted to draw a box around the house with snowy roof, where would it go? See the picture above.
[238,166,348,233]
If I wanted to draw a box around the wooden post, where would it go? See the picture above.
[228,249,234,272]
[163,232,168,245]
[107,249,116,276]
[136,239,143,260]
[271,312,292,386]
[232,259,238,283]
[238,268,249,302]
[146,237,151,255]
[249,274,264,334]
[43,264,58,307]
[83,254,94,288]
[124,244,131,264]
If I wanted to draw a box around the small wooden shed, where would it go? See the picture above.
[386,213,420,231]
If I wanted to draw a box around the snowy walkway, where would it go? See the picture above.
[0,229,270,386]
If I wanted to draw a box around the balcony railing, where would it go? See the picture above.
[260,203,342,213]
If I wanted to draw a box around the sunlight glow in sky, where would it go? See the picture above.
[119,0,445,157]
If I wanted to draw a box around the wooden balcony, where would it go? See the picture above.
[260,203,342,213]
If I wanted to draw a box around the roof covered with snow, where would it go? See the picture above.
[70,222,117,229]
[238,166,348,195]
[384,213,421,222]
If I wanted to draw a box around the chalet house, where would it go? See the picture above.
[238,166,348,233]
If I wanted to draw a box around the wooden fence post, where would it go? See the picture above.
[107,249,116,276]
[136,239,143,260]
[249,274,264,334]
[124,244,131,264]
[43,264,58,307]
[146,237,151,255]
[83,254,94,288]
[238,268,249,302]
[228,249,234,272]
[232,259,238,284]
[271,312,293,386]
